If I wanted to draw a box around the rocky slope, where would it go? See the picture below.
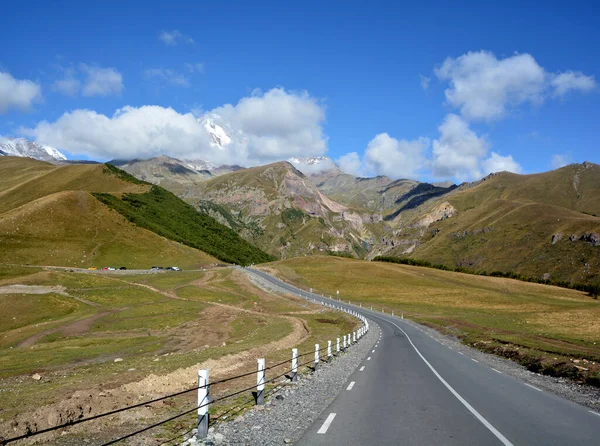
[189,161,382,258]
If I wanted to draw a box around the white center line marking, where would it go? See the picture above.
[346,381,355,391]
[524,383,542,392]
[492,368,502,374]
[458,352,464,356]
[359,366,365,371]
[589,410,600,417]
[471,358,479,363]
[372,349,375,353]
[317,413,337,434]
[367,357,371,360]
[371,315,514,446]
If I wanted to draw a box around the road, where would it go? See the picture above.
[246,268,600,446]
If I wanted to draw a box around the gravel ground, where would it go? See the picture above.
[397,317,600,412]
[181,321,380,446]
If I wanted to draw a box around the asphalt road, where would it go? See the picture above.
[246,267,600,446]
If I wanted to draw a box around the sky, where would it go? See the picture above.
[1,0,598,182]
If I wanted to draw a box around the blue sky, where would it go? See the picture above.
[1,0,598,181]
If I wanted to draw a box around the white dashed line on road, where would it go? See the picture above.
[367,357,371,360]
[471,358,479,363]
[359,366,365,372]
[346,381,355,391]
[492,368,502,374]
[589,410,600,417]
[372,350,375,353]
[524,383,542,392]
[317,413,337,434]
[458,352,464,356]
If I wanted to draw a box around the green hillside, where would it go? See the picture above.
[0,158,273,267]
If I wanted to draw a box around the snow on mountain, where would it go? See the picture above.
[182,159,217,171]
[288,156,340,175]
[0,137,67,162]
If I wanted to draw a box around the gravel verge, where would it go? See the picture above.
[182,321,380,445]
[396,316,600,412]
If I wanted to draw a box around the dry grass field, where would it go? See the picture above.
[263,256,600,384]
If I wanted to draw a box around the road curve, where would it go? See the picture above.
[245,267,600,446]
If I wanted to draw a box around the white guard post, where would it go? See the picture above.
[257,358,265,405]
[327,340,332,362]
[292,348,298,381]
[314,344,320,371]
[197,369,209,440]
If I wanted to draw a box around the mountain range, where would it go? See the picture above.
[2,133,599,286]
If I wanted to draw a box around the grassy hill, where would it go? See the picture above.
[0,157,273,267]
[376,163,600,286]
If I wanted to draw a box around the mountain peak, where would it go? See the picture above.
[288,156,341,175]
[0,137,67,162]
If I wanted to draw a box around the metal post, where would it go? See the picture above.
[328,340,332,362]
[353,332,356,343]
[392,311,394,316]
[292,348,298,381]
[314,344,320,371]
[257,358,265,405]
[336,337,340,355]
[402,313,404,319]
[343,335,347,351]
[197,369,209,440]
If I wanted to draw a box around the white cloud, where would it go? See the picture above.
[210,88,327,160]
[22,88,328,167]
[435,51,547,121]
[0,72,42,113]
[52,77,81,96]
[420,75,430,90]
[364,134,429,179]
[481,152,522,175]
[431,114,488,180]
[145,68,190,87]
[159,30,194,45]
[551,153,571,169]
[337,152,363,176]
[80,65,123,96]
[551,71,596,97]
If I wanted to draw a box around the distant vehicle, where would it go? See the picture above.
[88,267,97,270]
[167,266,181,271]
[108,267,116,271]
[101,267,109,270]
[119,266,127,270]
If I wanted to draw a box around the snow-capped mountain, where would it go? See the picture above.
[288,156,341,175]
[0,138,67,162]
[182,159,218,172]
[197,114,248,150]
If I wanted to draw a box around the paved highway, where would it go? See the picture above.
[246,268,600,445]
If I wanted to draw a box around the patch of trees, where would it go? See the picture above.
[94,174,276,266]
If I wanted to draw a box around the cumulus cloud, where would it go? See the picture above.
[364,134,429,179]
[481,152,522,175]
[337,152,363,176]
[210,88,327,160]
[185,63,205,73]
[420,75,430,90]
[22,88,327,166]
[0,72,41,113]
[159,30,194,45]
[435,51,546,121]
[80,65,123,96]
[431,114,488,180]
[551,153,571,169]
[435,51,596,121]
[551,71,596,97]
